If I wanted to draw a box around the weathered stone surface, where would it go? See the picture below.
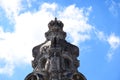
[25,18,86,80]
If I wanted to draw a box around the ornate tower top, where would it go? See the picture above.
[48,18,64,31]
[25,18,86,80]
[45,18,66,40]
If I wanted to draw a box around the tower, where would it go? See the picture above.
[25,18,86,80]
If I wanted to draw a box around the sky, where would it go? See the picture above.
[0,0,120,80]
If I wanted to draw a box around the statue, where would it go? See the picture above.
[25,18,86,80]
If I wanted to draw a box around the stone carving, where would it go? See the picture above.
[25,18,86,80]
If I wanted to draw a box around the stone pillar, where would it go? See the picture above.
[25,18,86,80]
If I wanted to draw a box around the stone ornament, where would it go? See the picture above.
[25,18,86,80]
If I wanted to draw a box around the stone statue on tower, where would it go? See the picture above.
[25,18,86,80]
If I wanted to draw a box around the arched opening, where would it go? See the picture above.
[72,73,87,80]
[28,75,37,80]
[25,73,44,80]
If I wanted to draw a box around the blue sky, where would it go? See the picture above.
[0,0,120,80]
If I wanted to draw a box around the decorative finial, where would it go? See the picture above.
[48,18,64,31]
[55,17,57,21]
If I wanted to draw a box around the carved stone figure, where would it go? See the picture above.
[25,18,86,80]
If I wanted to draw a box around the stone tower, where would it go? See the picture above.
[25,18,86,80]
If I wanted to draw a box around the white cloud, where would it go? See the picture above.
[26,0,32,8]
[107,49,114,62]
[94,29,120,50]
[94,29,107,41]
[0,58,14,76]
[58,5,93,45]
[41,3,57,11]
[106,33,120,61]
[0,2,93,76]
[107,33,120,49]
[106,0,120,16]
[0,0,22,20]
[0,0,119,77]
[95,28,120,61]
[95,30,120,61]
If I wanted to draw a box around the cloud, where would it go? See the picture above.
[58,5,93,44]
[107,33,120,49]
[107,33,120,61]
[105,0,120,16]
[0,0,119,77]
[0,2,93,76]
[95,29,120,61]
[94,29,107,41]
[95,29,120,50]
[0,58,14,76]
[0,0,22,20]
